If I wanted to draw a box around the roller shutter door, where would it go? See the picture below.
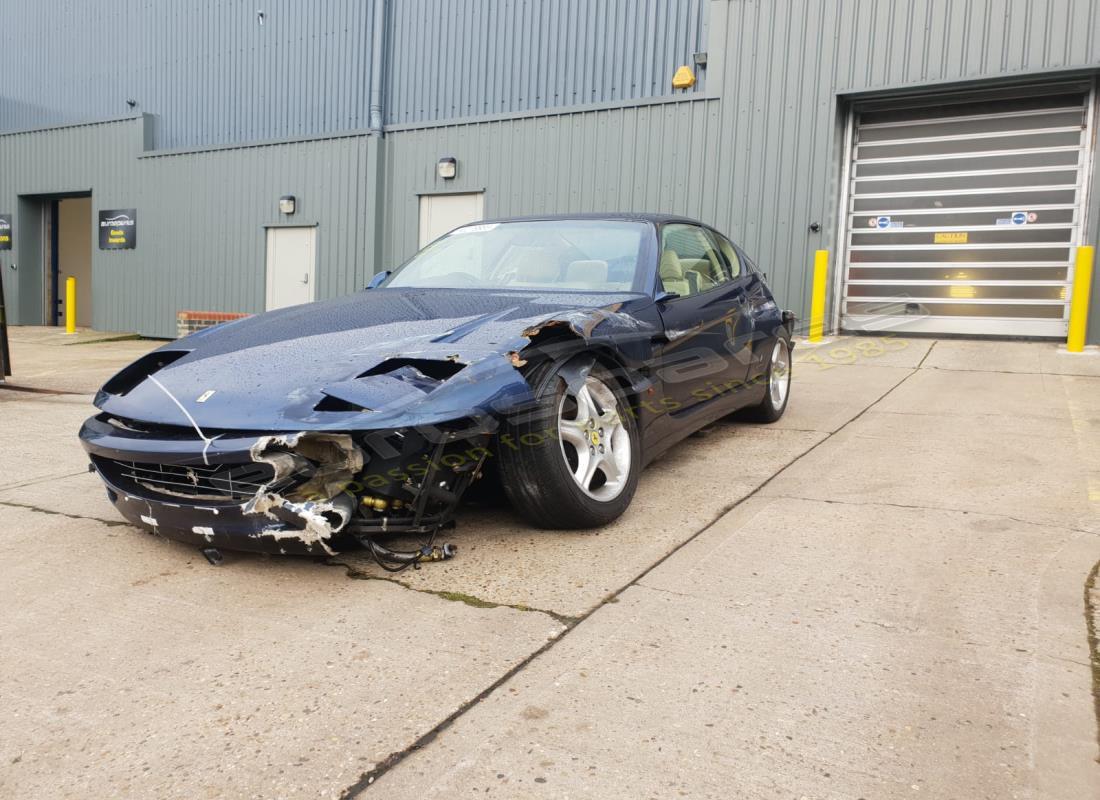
[840,82,1096,337]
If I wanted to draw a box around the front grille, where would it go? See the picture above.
[106,458,285,502]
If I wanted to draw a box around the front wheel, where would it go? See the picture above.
[498,359,640,529]
[745,336,791,423]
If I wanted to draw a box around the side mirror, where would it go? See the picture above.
[655,290,680,304]
[366,270,391,289]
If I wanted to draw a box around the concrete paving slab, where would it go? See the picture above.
[762,409,1091,532]
[0,471,114,521]
[764,367,1098,532]
[923,338,1100,377]
[775,362,911,433]
[872,364,1082,421]
[0,389,95,405]
[0,505,564,800]
[5,329,1099,800]
[6,325,139,346]
[323,424,825,619]
[1042,344,1100,376]
[0,397,100,489]
[3,328,158,393]
[369,497,1100,800]
[794,335,935,369]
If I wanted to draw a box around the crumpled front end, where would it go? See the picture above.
[80,413,493,556]
[79,289,660,557]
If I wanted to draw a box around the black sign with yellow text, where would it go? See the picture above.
[0,214,11,251]
[99,209,137,249]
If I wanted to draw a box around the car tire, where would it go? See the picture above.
[745,336,792,423]
[497,358,640,529]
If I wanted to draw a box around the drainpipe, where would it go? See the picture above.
[368,0,386,135]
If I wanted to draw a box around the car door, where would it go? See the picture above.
[721,237,778,389]
[653,223,752,417]
[710,231,768,387]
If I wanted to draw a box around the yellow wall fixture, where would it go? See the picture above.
[671,65,696,89]
[65,276,77,334]
[809,250,829,343]
[1067,245,1094,353]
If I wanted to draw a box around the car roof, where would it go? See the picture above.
[473,212,709,227]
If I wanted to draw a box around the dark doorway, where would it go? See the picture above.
[14,191,92,327]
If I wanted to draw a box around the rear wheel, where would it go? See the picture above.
[745,336,791,423]
[498,359,639,528]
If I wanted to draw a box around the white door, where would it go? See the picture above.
[265,226,316,311]
[418,192,485,248]
[840,81,1095,337]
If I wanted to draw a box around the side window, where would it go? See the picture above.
[713,233,743,280]
[659,224,730,297]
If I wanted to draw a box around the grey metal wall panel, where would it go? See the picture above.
[0,0,382,149]
[0,0,704,147]
[0,117,382,337]
[384,0,707,125]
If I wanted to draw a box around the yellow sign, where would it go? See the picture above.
[934,232,968,244]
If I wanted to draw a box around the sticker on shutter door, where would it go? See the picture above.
[933,232,968,244]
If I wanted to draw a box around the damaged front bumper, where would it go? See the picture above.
[79,414,490,556]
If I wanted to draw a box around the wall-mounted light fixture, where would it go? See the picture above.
[278,195,296,214]
[437,157,457,180]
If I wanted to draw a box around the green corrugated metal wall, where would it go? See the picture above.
[0,117,382,335]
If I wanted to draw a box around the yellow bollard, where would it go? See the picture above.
[808,250,829,343]
[1067,245,1094,353]
[65,276,77,334]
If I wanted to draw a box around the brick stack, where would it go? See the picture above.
[176,310,251,339]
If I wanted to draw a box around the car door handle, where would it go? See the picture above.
[302,273,309,284]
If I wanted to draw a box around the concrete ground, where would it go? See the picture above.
[1,325,1099,799]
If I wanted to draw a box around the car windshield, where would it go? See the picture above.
[383,219,648,292]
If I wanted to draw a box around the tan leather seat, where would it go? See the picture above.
[659,250,691,296]
[499,246,560,285]
[681,257,718,291]
[565,259,609,287]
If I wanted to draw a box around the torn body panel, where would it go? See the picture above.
[81,413,492,555]
[82,423,366,554]
[92,289,653,432]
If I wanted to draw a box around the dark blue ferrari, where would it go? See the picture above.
[79,214,794,563]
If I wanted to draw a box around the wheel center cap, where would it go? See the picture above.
[589,430,601,447]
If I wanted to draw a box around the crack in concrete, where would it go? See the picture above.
[326,560,579,626]
[916,339,937,369]
[0,499,132,528]
[0,470,93,493]
[338,367,921,797]
[0,384,85,396]
[925,365,1100,379]
[1085,560,1100,759]
[762,494,1099,538]
[865,407,1076,425]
